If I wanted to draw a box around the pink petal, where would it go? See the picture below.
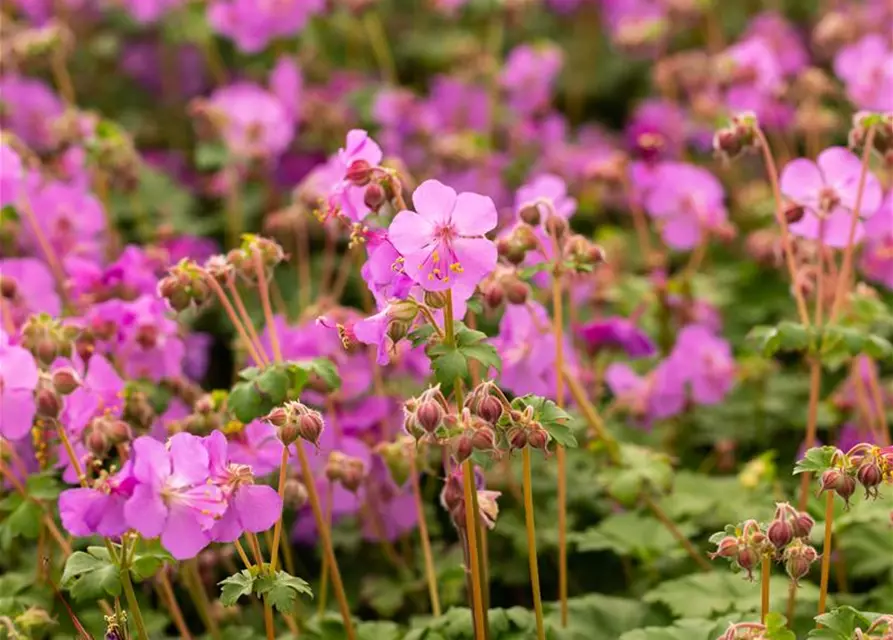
[818,147,883,214]
[411,179,458,225]
[452,192,497,235]
[161,505,211,560]
[661,216,701,250]
[2,346,39,390]
[780,158,823,208]
[605,363,644,396]
[234,484,282,533]
[168,432,211,487]
[451,236,497,280]
[0,390,35,440]
[131,436,172,486]
[210,505,243,543]
[388,211,434,256]
[124,484,167,539]
[59,488,105,537]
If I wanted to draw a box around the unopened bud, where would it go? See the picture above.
[390,299,419,322]
[527,427,549,451]
[767,518,794,550]
[416,400,444,434]
[477,396,503,424]
[710,536,739,559]
[505,279,530,305]
[283,478,308,509]
[345,159,373,186]
[497,237,527,265]
[51,367,80,395]
[278,423,300,446]
[423,290,448,310]
[508,428,528,451]
[857,459,883,497]
[792,511,814,538]
[363,183,387,211]
[135,325,158,349]
[482,282,505,309]
[544,215,569,241]
[298,412,324,446]
[454,435,473,463]
[106,420,132,444]
[471,425,496,451]
[36,388,61,418]
[86,427,110,456]
[35,338,58,366]
[519,204,541,226]
[736,547,759,574]
[265,407,288,428]
[341,458,365,492]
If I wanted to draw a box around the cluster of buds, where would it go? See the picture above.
[21,314,77,366]
[781,538,818,583]
[451,409,499,464]
[766,502,814,551]
[169,393,226,436]
[264,401,324,448]
[504,403,551,455]
[325,451,366,493]
[561,233,607,273]
[853,615,893,640]
[343,159,397,213]
[226,235,286,282]
[33,365,80,421]
[713,112,760,160]
[816,444,892,507]
[83,412,133,457]
[439,467,501,531]
[479,266,531,308]
[849,111,893,165]
[715,621,776,640]
[497,223,540,266]
[403,386,452,442]
[122,387,156,431]
[157,259,211,312]
[709,519,771,579]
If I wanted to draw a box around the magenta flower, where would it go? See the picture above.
[325,129,383,223]
[361,229,414,307]
[742,12,808,77]
[780,147,883,248]
[203,431,282,543]
[59,462,136,538]
[605,361,685,424]
[0,258,61,328]
[124,434,227,559]
[227,419,285,477]
[424,76,491,134]
[0,338,38,441]
[66,245,161,304]
[644,162,728,250]
[578,317,656,358]
[389,179,497,292]
[206,82,295,159]
[625,99,687,161]
[500,44,563,117]
[668,325,736,405]
[833,35,893,110]
[861,194,893,289]
[0,75,64,149]
[514,173,577,221]
[0,143,25,208]
[208,0,324,53]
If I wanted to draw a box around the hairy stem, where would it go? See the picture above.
[645,496,713,572]
[522,448,546,640]
[760,555,771,624]
[817,492,835,617]
[410,450,442,617]
[552,274,569,627]
[157,570,193,640]
[269,446,290,572]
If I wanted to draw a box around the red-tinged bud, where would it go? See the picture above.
[713,127,743,159]
[820,468,844,494]
[341,458,365,493]
[51,367,80,395]
[264,407,288,428]
[505,279,530,305]
[767,518,794,550]
[195,394,215,415]
[106,420,132,444]
[792,511,814,538]
[544,215,569,241]
[440,473,463,515]
[325,452,343,481]
[482,281,505,309]
[416,400,444,434]
[278,423,300,446]
[158,276,190,312]
[345,159,373,186]
[86,427,110,457]
[0,275,17,298]
[283,479,308,509]
[363,183,387,211]
[508,428,528,451]
[35,337,58,366]
[75,331,95,364]
[519,204,541,226]
[836,473,857,505]
[423,290,448,310]
[857,459,883,497]
[527,427,549,451]
[784,202,806,225]
[298,412,324,446]
[477,396,503,424]
[783,540,818,583]
[387,319,409,343]
[498,237,527,265]
[710,536,739,559]
[36,388,61,418]
[471,426,496,451]
[454,435,473,463]
[135,324,158,349]
[735,547,759,574]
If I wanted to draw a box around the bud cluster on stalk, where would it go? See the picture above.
[402,382,552,464]
[713,112,760,160]
[325,451,366,493]
[21,313,78,366]
[439,466,501,532]
[815,443,892,507]
[263,401,324,447]
[227,234,286,282]
[157,259,211,312]
[709,506,818,583]
[851,615,893,640]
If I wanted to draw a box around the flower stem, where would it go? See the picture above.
[264,601,276,640]
[760,554,770,624]
[254,249,283,362]
[522,448,546,640]
[318,483,333,615]
[269,446,290,573]
[797,359,823,512]
[361,11,398,84]
[644,496,713,572]
[410,449,442,617]
[17,197,71,309]
[120,565,150,640]
[829,126,877,322]
[226,278,270,367]
[295,442,356,640]
[818,491,835,616]
[552,273,569,627]
[185,558,222,640]
[157,570,193,640]
[205,275,267,366]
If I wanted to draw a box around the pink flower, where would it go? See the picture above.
[860,193,893,289]
[780,147,883,248]
[514,173,577,221]
[0,258,61,329]
[0,339,38,440]
[121,0,185,23]
[668,325,736,405]
[325,129,383,223]
[207,82,295,159]
[0,143,25,208]
[0,75,64,150]
[500,44,563,117]
[833,35,893,111]
[208,0,324,53]
[124,434,227,559]
[227,419,285,477]
[388,179,497,291]
[59,462,136,537]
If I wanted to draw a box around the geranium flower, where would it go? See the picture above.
[514,173,577,222]
[59,462,136,537]
[780,147,883,248]
[668,325,736,405]
[0,337,38,440]
[860,193,893,289]
[0,258,62,328]
[208,0,324,53]
[205,82,295,159]
[578,316,656,358]
[500,44,563,117]
[389,179,497,292]
[833,35,893,110]
[324,129,383,223]
[605,360,685,424]
[124,434,227,559]
[227,419,285,477]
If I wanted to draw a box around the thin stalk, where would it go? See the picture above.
[17,198,71,308]
[264,603,276,640]
[269,446,290,572]
[294,219,312,313]
[644,496,713,572]
[797,360,823,514]
[851,362,884,445]
[185,559,222,640]
[227,278,270,367]
[621,173,656,268]
[1,293,16,334]
[865,363,890,446]
[817,492,835,616]
[552,273,568,627]
[318,483,333,615]
[234,539,253,569]
[120,565,150,640]
[561,368,621,461]
[522,448,546,640]
[224,165,243,250]
[248,532,266,567]
[829,127,877,322]
[361,11,398,84]
[157,570,193,640]
[254,251,283,362]
[410,450,442,616]
[205,275,267,366]
[754,128,811,326]
[295,442,356,639]
[760,555,770,624]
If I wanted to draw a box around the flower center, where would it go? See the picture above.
[818,186,840,214]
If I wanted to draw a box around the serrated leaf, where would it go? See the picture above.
[408,324,437,348]
[808,606,883,639]
[864,335,893,361]
[573,512,697,559]
[256,571,313,614]
[25,472,63,500]
[431,348,468,386]
[255,367,289,401]
[218,570,254,607]
[6,500,42,539]
[764,612,795,640]
[461,343,502,373]
[61,551,121,601]
[793,446,840,475]
[619,619,729,640]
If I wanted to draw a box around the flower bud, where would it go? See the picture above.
[36,388,61,418]
[527,427,549,451]
[712,127,743,159]
[135,324,158,350]
[35,337,59,366]
[767,518,794,550]
[735,547,759,575]
[784,202,806,225]
[298,412,324,446]
[477,396,503,424]
[783,540,818,583]
[416,400,444,434]
[482,281,505,309]
[0,275,17,299]
[505,279,530,305]
[341,458,365,493]
[508,428,528,451]
[283,478,308,509]
[454,435,473,463]
[497,237,527,265]
[820,468,844,494]
[106,419,132,444]
[423,290,448,310]
[519,204,541,226]
[857,459,883,497]
[264,407,288,428]
[390,299,419,322]
[51,367,80,395]
[278,423,300,446]
[85,427,110,456]
[387,319,409,343]
[792,511,814,538]
[345,159,373,186]
[471,425,496,451]
[325,452,343,482]
[710,536,739,559]
[363,183,387,211]
[544,215,569,241]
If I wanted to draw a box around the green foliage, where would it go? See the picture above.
[227,357,340,422]
[599,444,674,506]
[428,323,501,389]
[808,606,885,639]
[510,394,577,448]
[572,511,697,561]
[219,569,313,614]
[61,548,122,601]
[618,619,729,640]
[764,613,796,640]
[793,446,840,475]
[748,322,893,365]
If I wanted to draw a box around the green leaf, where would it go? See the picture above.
[227,380,266,423]
[129,546,174,582]
[256,367,290,401]
[408,324,437,348]
[808,606,883,639]
[6,499,42,539]
[430,347,468,387]
[618,619,729,640]
[573,512,698,560]
[287,357,342,395]
[257,571,313,614]
[195,142,229,170]
[218,570,255,607]
[461,343,502,373]
[763,613,796,640]
[61,551,122,601]
[793,446,840,475]
[25,472,63,500]
[599,445,674,506]
[864,334,893,361]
